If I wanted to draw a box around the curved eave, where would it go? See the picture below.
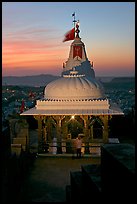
[20,107,124,116]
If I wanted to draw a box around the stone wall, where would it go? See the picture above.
[66,143,135,201]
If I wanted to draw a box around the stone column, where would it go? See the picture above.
[43,126,49,153]
[101,115,109,143]
[56,117,62,154]
[52,116,65,154]
[23,119,29,152]
[62,122,68,153]
[63,125,68,139]
[80,115,90,154]
[9,119,18,142]
[90,125,93,141]
[34,116,43,153]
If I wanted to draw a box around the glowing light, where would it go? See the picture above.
[71,115,75,120]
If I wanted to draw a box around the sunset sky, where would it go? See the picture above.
[2,2,135,77]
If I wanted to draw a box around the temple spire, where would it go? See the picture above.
[62,14,95,79]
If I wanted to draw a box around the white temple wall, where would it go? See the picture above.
[36,100,110,110]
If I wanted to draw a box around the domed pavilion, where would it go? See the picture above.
[21,19,123,154]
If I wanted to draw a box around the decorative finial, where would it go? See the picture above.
[75,20,80,38]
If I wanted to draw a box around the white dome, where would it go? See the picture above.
[44,74,104,100]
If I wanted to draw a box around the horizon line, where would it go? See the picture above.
[2,74,135,78]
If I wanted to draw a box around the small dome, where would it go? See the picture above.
[44,74,104,100]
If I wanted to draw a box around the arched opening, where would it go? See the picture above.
[67,116,84,139]
[93,120,103,139]
[27,116,38,129]
[89,116,104,140]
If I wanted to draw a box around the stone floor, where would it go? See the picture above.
[19,154,101,202]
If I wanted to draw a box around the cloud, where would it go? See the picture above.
[5,27,58,38]
[2,24,69,71]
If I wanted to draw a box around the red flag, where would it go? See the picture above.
[29,91,35,98]
[63,28,75,42]
[20,100,25,113]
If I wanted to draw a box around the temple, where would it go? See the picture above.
[20,18,124,153]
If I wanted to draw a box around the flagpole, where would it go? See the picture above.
[72,12,76,38]
[72,12,77,29]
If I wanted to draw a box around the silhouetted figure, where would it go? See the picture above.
[75,135,82,158]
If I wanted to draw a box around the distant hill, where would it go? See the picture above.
[111,77,135,83]
[102,77,135,90]
[2,74,60,87]
[96,76,114,83]
[2,75,135,87]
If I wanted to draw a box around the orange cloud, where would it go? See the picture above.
[2,26,134,77]
[2,29,68,73]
